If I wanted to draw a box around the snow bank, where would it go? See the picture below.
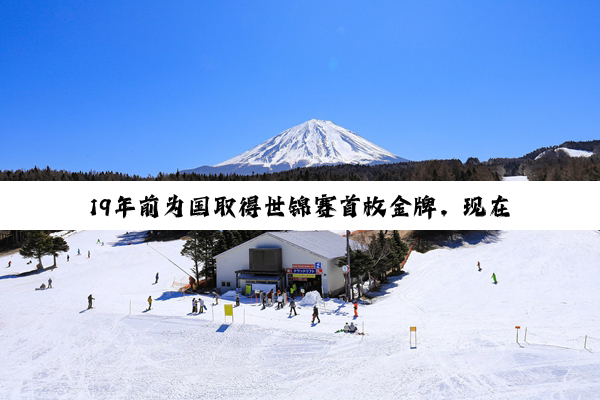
[298,290,323,306]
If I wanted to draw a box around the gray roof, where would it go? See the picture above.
[267,231,363,260]
[214,230,365,260]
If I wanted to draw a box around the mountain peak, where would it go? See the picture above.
[182,119,408,175]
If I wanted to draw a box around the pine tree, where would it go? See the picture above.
[50,236,70,266]
[19,231,53,268]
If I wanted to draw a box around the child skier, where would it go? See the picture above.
[289,298,297,316]
[147,296,152,310]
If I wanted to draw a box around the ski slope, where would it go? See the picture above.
[1,230,599,399]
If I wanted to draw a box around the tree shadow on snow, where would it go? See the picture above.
[435,231,501,249]
[111,231,148,247]
[365,273,410,299]
[216,324,230,333]
[155,291,185,301]
[0,265,56,280]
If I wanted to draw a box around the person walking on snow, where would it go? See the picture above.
[492,273,497,284]
[77,249,81,256]
[289,298,297,316]
[199,298,205,313]
[312,305,320,324]
[147,296,152,310]
[155,272,159,284]
[213,291,219,305]
[48,278,52,289]
[353,300,358,317]
[87,294,95,309]
[478,261,482,271]
[88,250,90,258]
[192,298,197,314]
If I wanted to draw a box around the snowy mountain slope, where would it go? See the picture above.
[1,230,600,399]
[182,119,409,175]
[534,147,595,160]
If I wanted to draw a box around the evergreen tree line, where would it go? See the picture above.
[16,231,69,268]
[337,230,410,285]
[0,160,501,181]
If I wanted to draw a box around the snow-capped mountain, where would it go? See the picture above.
[534,147,595,160]
[182,119,409,175]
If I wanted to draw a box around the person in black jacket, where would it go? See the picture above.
[88,294,95,309]
[312,305,320,324]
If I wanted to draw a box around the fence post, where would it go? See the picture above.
[129,301,131,316]
[524,327,527,343]
[584,335,588,350]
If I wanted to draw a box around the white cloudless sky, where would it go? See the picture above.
[1,1,599,176]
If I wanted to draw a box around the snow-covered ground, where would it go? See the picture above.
[1,230,599,399]
[535,147,595,160]
[502,176,529,181]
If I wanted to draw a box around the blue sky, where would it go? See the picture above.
[1,1,599,176]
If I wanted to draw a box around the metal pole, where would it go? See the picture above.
[584,335,587,349]
[129,301,131,316]
[524,327,527,343]
[346,230,351,301]
[362,321,364,335]
[516,328,519,343]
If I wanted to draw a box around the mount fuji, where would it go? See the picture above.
[182,119,409,175]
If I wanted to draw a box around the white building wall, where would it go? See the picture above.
[215,233,347,296]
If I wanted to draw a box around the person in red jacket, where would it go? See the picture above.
[353,300,358,317]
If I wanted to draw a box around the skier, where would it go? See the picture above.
[87,294,95,309]
[213,291,219,305]
[77,249,81,256]
[353,300,358,317]
[88,250,90,258]
[7,261,11,268]
[312,305,320,324]
[199,298,205,313]
[235,292,240,307]
[155,272,159,284]
[492,273,497,284]
[97,239,101,244]
[192,298,197,314]
[48,278,52,289]
[67,255,70,262]
[261,292,267,310]
[147,296,152,310]
[289,297,297,316]
[478,261,482,271]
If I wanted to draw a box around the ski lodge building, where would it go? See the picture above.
[215,231,362,297]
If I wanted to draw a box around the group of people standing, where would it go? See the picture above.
[191,297,206,314]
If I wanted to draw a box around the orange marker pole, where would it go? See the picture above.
[515,326,520,343]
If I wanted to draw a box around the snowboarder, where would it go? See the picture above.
[235,293,240,307]
[88,294,95,309]
[87,250,90,258]
[192,298,197,314]
[97,239,101,244]
[353,300,358,317]
[39,283,46,290]
[7,261,11,268]
[492,273,497,284]
[478,261,482,271]
[67,255,70,262]
[147,296,152,310]
[261,292,267,310]
[48,278,52,289]
[289,298,297,316]
[78,249,81,256]
[155,272,159,284]
[312,305,320,324]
